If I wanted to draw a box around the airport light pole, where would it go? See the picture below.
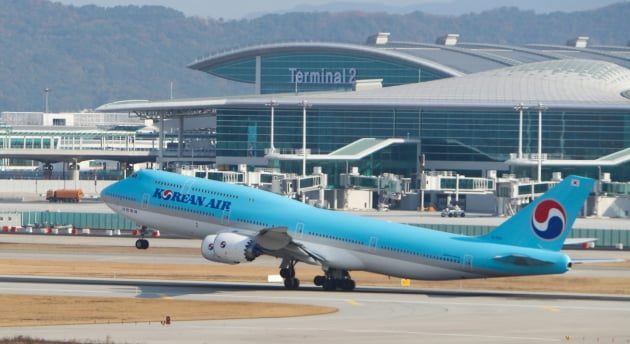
[537,103,547,182]
[265,100,278,152]
[513,103,528,159]
[72,158,78,189]
[158,113,165,170]
[301,100,309,177]
[44,88,51,113]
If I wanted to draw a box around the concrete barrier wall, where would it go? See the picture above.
[0,179,116,199]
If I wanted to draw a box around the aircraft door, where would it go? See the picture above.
[369,236,378,250]
[142,194,150,210]
[295,222,304,239]
[182,179,194,194]
[464,254,473,271]
[221,210,230,225]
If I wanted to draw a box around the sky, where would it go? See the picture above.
[52,0,625,20]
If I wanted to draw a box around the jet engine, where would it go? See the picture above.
[201,232,261,264]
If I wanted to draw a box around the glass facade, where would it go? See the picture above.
[204,52,448,94]
[199,47,630,183]
[216,106,630,182]
[203,57,256,83]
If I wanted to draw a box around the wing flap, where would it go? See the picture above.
[254,226,323,265]
[254,226,292,250]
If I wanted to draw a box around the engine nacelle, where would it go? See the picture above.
[201,232,260,264]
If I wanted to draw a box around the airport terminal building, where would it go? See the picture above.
[98,33,630,185]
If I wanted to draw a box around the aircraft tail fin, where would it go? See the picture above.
[479,175,594,251]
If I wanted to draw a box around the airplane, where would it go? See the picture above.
[101,169,594,291]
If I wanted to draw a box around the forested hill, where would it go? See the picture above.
[1,0,629,112]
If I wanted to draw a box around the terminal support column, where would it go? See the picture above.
[178,116,184,161]
[158,113,165,169]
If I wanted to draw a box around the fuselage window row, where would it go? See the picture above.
[155,180,182,189]
[192,187,239,199]
[307,231,362,245]
[152,180,239,200]
[236,218,268,227]
[381,245,461,264]
[157,202,215,217]
[103,191,134,202]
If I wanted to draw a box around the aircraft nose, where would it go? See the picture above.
[100,178,125,201]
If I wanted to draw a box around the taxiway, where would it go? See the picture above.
[0,234,629,343]
[0,275,629,344]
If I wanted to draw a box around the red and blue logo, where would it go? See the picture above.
[161,189,174,200]
[531,199,567,240]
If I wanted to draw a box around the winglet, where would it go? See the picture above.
[479,175,595,251]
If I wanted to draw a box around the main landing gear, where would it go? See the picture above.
[135,226,150,250]
[280,259,300,289]
[279,258,356,291]
[314,268,356,291]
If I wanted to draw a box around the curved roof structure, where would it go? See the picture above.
[306,59,630,109]
[98,59,630,113]
[188,34,630,79]
[188,41,465,78]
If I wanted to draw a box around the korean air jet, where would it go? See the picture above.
[101,170,594,291]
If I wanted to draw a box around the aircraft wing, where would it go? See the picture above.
[254,226,323,265]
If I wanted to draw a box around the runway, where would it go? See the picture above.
[0,275,629,344]
[1,234,630,343]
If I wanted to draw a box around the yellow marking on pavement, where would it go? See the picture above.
[344,299,363,306]
[542,306,560,312]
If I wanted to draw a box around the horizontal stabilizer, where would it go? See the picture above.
[570,258,625,264]
[493,254,554,266]
[563,238,597,246]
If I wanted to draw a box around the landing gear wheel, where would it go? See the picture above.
[284,278,300,289]
[280,268,295,279]
[135,226,150,250]
[322,279,337,291]
[319,269,356,291]
[339,279,356,291]
[313,275,326,286]
[135,239,149,249]
[279,259,300,290]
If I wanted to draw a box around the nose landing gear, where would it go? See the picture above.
[135,226,150,250]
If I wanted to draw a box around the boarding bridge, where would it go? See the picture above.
[417,172,497,213]
[340,169,412,210]
[180,166,328,205]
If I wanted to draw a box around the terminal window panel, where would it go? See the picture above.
[216,107,421,157]
[205,58,256,83]
[420,110,515,162]
[420,109,629,162]
[259,53,436,94]
[216,107,629,172]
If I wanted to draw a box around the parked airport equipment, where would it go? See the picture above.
[46,189,84,203]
